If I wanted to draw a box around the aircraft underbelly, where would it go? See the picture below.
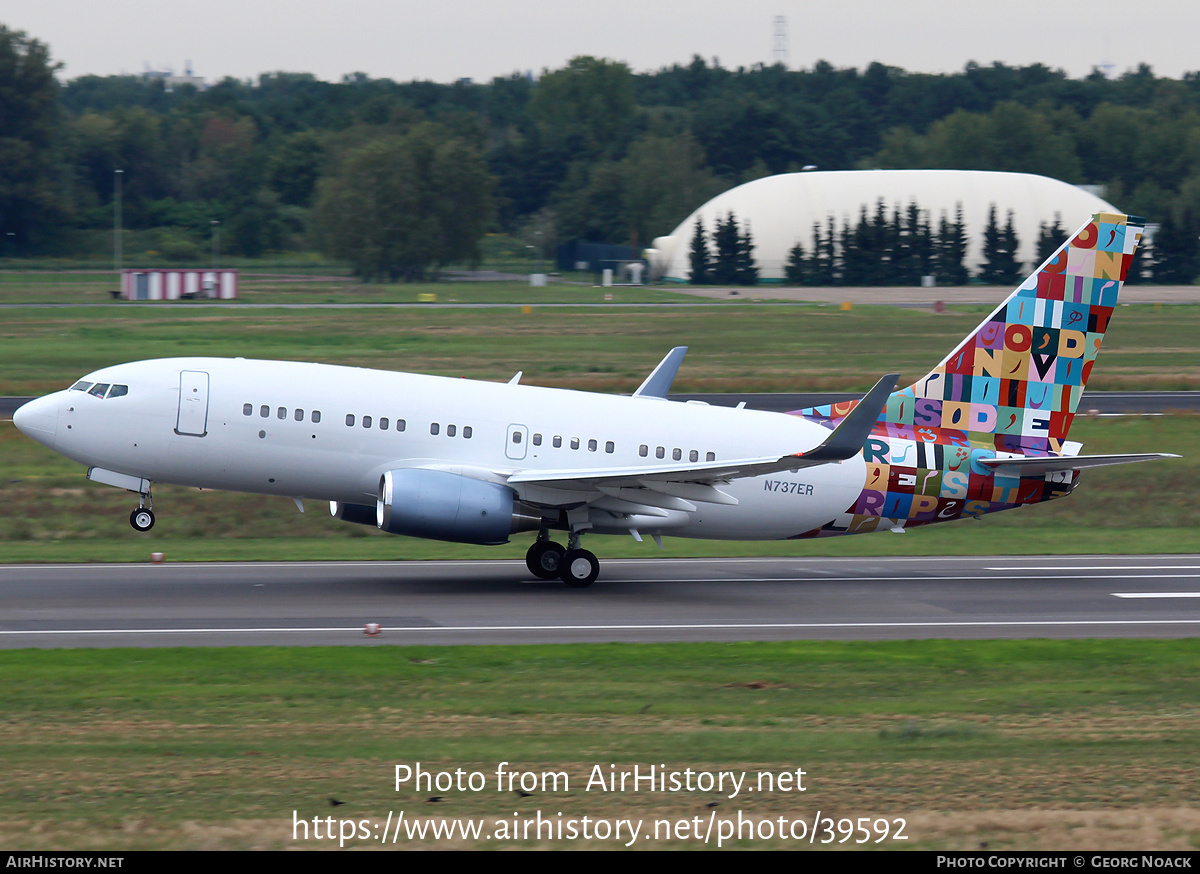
[157,424,375,500]
[674,455,865,540]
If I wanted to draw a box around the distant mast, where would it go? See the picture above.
[772,15,789,68]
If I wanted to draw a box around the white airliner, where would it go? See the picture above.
[12,212,1176,586]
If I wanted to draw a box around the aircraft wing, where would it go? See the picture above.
[979,453,1179,477]
[507,373,898,506]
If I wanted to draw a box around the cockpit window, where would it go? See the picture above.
[71,381,128,398]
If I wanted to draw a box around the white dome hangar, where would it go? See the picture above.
[646,169,1119,283]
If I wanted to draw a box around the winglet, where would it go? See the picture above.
[633,346,688,398]
[794,373,899,464]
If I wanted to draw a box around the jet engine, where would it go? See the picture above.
[375,468,542,545]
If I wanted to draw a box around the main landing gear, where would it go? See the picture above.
[129,489,155,532]
[526,530,599,588]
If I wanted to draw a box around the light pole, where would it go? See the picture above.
[113,169,123,276]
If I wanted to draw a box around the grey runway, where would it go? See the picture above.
[1,554,1199,648]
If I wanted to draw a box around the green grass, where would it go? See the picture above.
[1,641,1199,849]
[2,299,1200,395]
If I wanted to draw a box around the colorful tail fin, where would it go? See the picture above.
[894,212,1144,453]
[798,213,1145,453]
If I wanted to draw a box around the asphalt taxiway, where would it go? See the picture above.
[2,554,1198,648]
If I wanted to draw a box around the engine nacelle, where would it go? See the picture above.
[329,501,378,526]
[377,468,542,545]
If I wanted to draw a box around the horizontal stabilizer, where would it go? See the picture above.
[980,453,1179,476]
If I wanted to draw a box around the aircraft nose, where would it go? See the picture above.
[12,394,60,448]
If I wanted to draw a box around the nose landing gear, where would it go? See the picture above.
[129,490,155,532]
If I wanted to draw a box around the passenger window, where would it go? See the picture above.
[639,444,648,457]
[362,416,372,428]
[673,448,682,461]
[463,426,472,438]
[89,383,110,398]
[346,414,355,426]
[380,417,389,430]
[706,452,716,462]
[431,423,439,435]
[532,433,542,446]
[396,419,405,431]
[553,436,562,448]
[108,385,128,398]
[262,406,271,418]
[445,424,454,437]
[605,441,614,454]
[512,431,522,444]
[587,439,597,452]
[243,403,253,416]
[277,407,287,419]
[294,409,304,421]
[312,411,321,424]
[689,450,698,462]
[570,437,579,450]
[656,446,665,459]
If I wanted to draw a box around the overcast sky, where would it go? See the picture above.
[4,0,1197,85]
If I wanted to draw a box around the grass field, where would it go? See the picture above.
[3,296,1200,395]
[1,641,1199,850]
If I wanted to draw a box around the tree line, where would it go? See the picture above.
[4,22,1200,281]
[695,204,1171,287]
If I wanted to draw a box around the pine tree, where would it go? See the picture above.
[893,201,926,286]
[913,203,934,283]
[934,204,969,285]
[711,212,741,285]
[978,205,1021,286]
[688,217,710,284]
[978,205,1003,284]
[841,206,871,286]
[736,219,759,285]
[1000,210,1022,284]
[869,199,894,285]
[785,239,806,285]
[823,215,840,285]
[806,220,835,286]
[1036,214,1065,265]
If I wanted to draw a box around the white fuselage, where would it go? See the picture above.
[19,357,866,542]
